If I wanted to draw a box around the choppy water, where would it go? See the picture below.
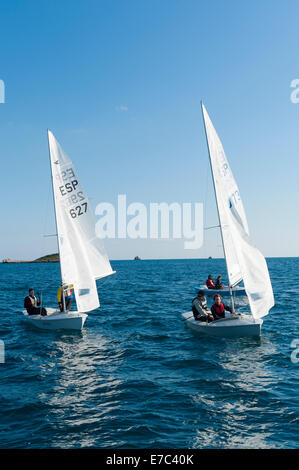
[0,258,298,448]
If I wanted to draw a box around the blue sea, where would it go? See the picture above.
[0,258,298,449]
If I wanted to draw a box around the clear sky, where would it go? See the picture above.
[1,0,299,260]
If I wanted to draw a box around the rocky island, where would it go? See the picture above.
[2,253,59,263]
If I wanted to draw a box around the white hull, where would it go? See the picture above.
[22,308,87,331]
[197,286,246,297]
[182,311,262,337]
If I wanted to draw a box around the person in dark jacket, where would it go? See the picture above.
[24,289,47,316]
[192,290,214,322]
[211,294,232,320]
[215,275,225,289]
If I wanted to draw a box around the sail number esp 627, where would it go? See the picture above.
[59,167,88,218]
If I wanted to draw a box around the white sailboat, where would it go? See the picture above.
[183,104,274,337]
[195,285,246,297]
[23,130,115,330]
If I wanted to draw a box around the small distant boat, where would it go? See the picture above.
[22,131,115,331]
[183,104,274,337]
[195,285,246,297]
[134,256,141,260]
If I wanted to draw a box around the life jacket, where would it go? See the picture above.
[29,295,37,307]
[24,295,37,312]
[213,303,224,315]
[206,279,215,288]
[192,296,208,317]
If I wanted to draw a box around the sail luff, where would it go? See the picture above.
[47,130,66,311]
[201,102,234,293]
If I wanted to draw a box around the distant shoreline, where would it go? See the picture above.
[2,254,59,264]
[2,255,298,264]
[2,260,59,264]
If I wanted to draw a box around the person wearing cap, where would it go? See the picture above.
[211,294,233,320]
[24,288,47,316]
[206,275,216,289]
[192,290,214,322]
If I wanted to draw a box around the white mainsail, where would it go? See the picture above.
[202,104,274,319]
[48,130,114,313]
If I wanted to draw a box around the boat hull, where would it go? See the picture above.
[196,286,246,297]
[182,311,262,337]
[22,308,87,331]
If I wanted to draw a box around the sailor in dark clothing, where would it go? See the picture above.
[24,289,47,316]
[192,290,214,322]
[215,275,224,289]
[211,294,232,320]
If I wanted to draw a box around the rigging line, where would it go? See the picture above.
[38,165,55,300]
[40,179,53,253]
[203,151,210,229]
[202,143,211,259]
[36,177,53,299]
[204,225,220,230]
[47,131,66,313]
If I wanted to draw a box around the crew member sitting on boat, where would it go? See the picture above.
[215,275,225,289]
[24,288,47,316]
[211,294,233,320]
[206,274,216,289]
[192,290,214,322]
[57,284,74,312]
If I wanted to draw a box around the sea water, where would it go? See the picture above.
[0,258,298,448]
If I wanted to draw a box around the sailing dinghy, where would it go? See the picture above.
[23,131,115,331]
[183,104,274,337]
[195,285,246,297]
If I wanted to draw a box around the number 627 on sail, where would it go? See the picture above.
[70,203,87,218]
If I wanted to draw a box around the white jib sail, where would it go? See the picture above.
[48,130,114,313]
[202,104,274,319]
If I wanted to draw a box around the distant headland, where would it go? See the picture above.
[2,253,59,263]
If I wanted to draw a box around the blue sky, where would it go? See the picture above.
[1,0,299,260]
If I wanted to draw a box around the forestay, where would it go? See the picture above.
[48,130,114,313]
[202,104,274,319]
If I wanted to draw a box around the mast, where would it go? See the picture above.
[47,130,66,312]
[201,103,236,313]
